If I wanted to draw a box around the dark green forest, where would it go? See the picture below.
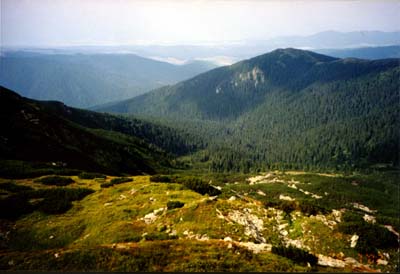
[96,49,399,173]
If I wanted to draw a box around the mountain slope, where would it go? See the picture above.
[97,48,400,171]
[0,86,203,177]
[0,52,216,108]
[99,48,398,121]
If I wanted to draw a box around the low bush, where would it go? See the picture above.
[0,194,34,219]
[264,200,327,216]
[34,176,74,186]
[150,175,172,183]
[144,232,178,241]
[338,221,398,255]
[180,178,221,196]
[271,245,318,266]
[0,182,33,193]
[101,177,132,188]
[78,172,106,179]
[0,187,94,219]
[342,211,364,223]
[167,201,185,210]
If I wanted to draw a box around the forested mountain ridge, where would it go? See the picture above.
[0,86,204,177]
[98,48,399,121]
[0,52,216,108]
[97,48,400,171]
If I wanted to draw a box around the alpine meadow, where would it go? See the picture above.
[0,0,399,272]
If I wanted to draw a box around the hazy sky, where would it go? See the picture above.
[2,0,400,47]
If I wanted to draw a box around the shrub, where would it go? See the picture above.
[150,175,172,183]
[342,211,364,223]
[0,194,34,219]
[338,221,398,254]
[180,178,221,196]
[167,201,185,210]
[144,233,178,241]
[264,200,327,216]
[271,245,318,266]
[35,176,74,186]
[101,177,132,188]
[0,182,33,193]
[78,172,106,179]
[34,188,95,214]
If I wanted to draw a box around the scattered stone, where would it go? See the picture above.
[317,254,345,268]
[238,242,272,254]
[377,259,388,265]
[324,192,329,196]
[228,196,237,201]
[257,190,266,196]
[118,194,127,200]
[344,257,359,265]
[224,236,232,242]
[49,235,54,239]
[196,234,209,241]
[352,203,377,214]
[278,223,288,230]
[285,239,309,250]
[227,243,233,249]
[209,196,218,201]
[383,252,390,260]
[350,234,359,248]
[332,209,344,223]
[280,230,288,236]
[54,253,59,258]
[149,197,156,202]
[169,230,177,236]
[363,214,376,224]
[104,202,113,206]
[83,233,90,239]
[129,188,136,195]
[384,225,400,238]
[140,208,165,224]
[311,193,323,199]
[279,194,295,201]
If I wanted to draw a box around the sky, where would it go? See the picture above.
[2,0,400,47]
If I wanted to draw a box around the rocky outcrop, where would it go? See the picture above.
[350,234,359,248]
[227,208,266,243]
[317,254,346,268]
[140,207,165,224]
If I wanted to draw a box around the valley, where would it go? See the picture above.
[0,47,398,272]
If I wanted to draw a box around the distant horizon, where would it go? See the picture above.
[3,30,400,49]
[3,0,400,47]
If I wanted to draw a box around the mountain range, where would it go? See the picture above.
[96,48,399,171]
[0,52,216,108]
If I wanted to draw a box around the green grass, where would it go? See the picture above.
[0,170,398,272]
